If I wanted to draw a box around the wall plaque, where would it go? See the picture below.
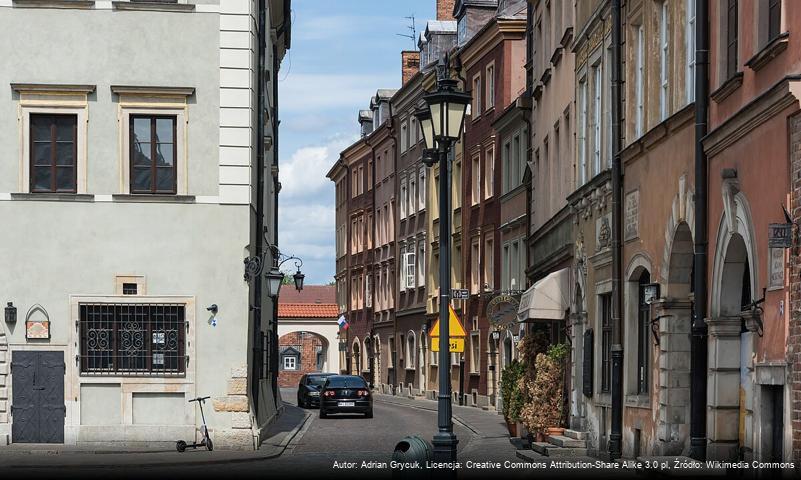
[26,319,50,339]
[768,247,785,289]
[624,189,639,241]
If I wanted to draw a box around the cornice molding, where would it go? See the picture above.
[11,83,96,94]
[110,85,195,97]
[112,0,195,12]
[12,0,94,9]
[703,75,801,158]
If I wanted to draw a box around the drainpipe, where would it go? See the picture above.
[690,0,709,461]
[608,0,624,461]
[522,106,532,287]
[251,0,266,422]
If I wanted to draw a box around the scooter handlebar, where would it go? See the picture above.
[189,396,211,403]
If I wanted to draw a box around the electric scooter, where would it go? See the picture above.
[176,396,214,452]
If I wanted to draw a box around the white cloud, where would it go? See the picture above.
[279,73,397,112]
[279,134,357,200]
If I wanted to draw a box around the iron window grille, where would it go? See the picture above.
[600,293,612,393]
[78,303,186,376]
[30,113,77,193]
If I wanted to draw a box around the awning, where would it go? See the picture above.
[517,268,570,322]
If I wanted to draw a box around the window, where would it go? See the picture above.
[511,239,521,291]
[453,160,462,208]
[659,2,669,121]
[400,179,408,219]
[130,115,176,194]
[401,121,409,152]
[470,331,480,373]
[472,74,482,117]
[484,237,494,290]
[30,114,77,193]
[406,332,416,369]
[592,64,602,176]
[637,270,651,394]
[484,146,494,199]
[513,134,521,187]
[122,283,138,295]
[635,25,645,137]
[418,168,426,210]
[577,78,587,185]
[502,141,511,193]
[410,115,418,145]
[686,0,696,103]
[605,46,613,166]
[283,355,297,371]
[365,274,372,308]
[409,175,417,215]
[418,241,425,287]
[405,246,416,290]
[486,64,495,109]
[470,240,480,293]
[388,336,395,368]
[724,0,738,79]
[79,303,185,375]
[768,0,781,42]
[471,154,480,205]
[367,160,372,191]
[600,293,612,393]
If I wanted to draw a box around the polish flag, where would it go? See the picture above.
[337,315,349,330]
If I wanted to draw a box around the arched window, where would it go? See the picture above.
[406,331,416,369]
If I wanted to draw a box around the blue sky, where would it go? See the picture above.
[278,0,434,285]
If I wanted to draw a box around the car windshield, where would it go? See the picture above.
[325,376,367,388]
[307,375,331,386]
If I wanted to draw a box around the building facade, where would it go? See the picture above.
[0,0,290,449]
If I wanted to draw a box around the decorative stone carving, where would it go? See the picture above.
[721,169,740,236]
[624,189,639,241]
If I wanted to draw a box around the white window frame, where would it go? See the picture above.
[400,179,408,219]
[406,331,416,369]
[486,62,496,110]
[484,237,494,290]
[405,246,416,290]
[418,168,426,211]
[593,63,602,176]
[283,355,297,371]
[417,240,425,287]
[686,0,696,103]
[401,120,409,152]
[577,78,588,186]
[471,154,480,206]
[635,25,645,137]
[409,175,417,216]
[409,115,417,145]
[660,1,669,121]
[472,74,482,117]
[502,140,511,194]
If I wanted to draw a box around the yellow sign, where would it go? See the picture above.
[429,305,467,338]
[431,337,465,353]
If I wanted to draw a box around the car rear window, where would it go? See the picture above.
[307,375,330,386]
[325,376,367,388]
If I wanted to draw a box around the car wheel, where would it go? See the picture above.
[319,409,327,419]
[365,409,373,419]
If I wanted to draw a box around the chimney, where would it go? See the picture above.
[401,51,420,85]
[437,0,455,21]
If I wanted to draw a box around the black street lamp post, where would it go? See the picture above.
[415,68,470,464]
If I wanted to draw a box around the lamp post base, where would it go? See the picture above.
[432,431,458,463]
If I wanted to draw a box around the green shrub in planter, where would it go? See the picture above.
[500,360,526,422]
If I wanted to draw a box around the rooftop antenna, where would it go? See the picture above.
[396,14,417,49]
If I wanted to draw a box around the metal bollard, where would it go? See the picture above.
[392,435,433,480]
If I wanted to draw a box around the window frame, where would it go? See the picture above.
[635,24,645,137]
[129,114,178,195]
[592,62,602,176]
[472,74,482,117]
[600,293,612,393]
[659,1,669,121]
[637,271,651,394]
[283,355,298,371]
[486,62,496,110]
[29,113,78,194]
[686,0,696,103]
[484,144,495,199]
[577,77,588,186]
[726,0,739,80]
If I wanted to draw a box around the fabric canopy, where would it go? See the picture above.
[516,268,570,322]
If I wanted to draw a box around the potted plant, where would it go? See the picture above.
[500,360,525,436]
[520,343,569,441]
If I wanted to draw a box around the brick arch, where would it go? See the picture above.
[276,320,340,378]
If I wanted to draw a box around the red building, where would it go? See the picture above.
[277,286,338,388]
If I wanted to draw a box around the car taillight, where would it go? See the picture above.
[357,390,370,397]
[323,390,335,397]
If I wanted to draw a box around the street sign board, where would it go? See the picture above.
[486,294,521,329]
[429,305,467,338]
[431,337,464,353]
[769,223,792,248]
[451,289,470,300]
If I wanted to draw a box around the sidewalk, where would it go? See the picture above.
[0,403,310,469]
[373,393,520,463]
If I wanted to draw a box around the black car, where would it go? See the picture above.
[319,375,373,418]
[297,373,336,408]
